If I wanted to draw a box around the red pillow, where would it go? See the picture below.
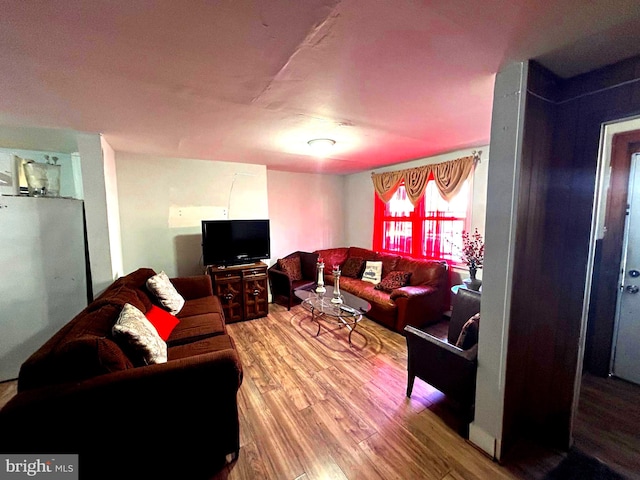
[145,305,180,341]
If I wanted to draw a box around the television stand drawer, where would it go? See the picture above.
[207,262,269,323]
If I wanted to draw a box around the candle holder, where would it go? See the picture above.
[331,268,343,304]
[316,260,326,296]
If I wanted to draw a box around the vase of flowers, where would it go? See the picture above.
[461,228,484,291]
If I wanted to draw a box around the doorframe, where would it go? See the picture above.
[610,150,640,377]
[592,130,640,372]
[572,119,640,441]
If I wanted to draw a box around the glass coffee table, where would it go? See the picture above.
[294,285,371,345]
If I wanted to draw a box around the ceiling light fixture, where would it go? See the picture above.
[307,138,336,157]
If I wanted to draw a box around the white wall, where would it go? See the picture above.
[267,170,345,264]
[469,62,527,459]
[101,137,124,279]
[116,153,268,278]
[77,133,120,296]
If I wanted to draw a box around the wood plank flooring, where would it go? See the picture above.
[9,305,639,478]
[218,304,520,480]
[573,373,640,479]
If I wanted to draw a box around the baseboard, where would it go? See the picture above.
[469,423,497,460]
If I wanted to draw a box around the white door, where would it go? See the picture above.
[612,153,640,385]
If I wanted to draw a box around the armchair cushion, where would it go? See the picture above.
[455,313,480,350]
[278,256,302,281]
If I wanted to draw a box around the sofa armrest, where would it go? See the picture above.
[170,274,214,299]
[391,285,445,331]
[268,266,294,290]
[390,284,435,300]
[404,325,477,363]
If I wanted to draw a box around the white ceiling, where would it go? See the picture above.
[1,1,640,174]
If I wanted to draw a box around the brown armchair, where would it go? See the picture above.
[404,288,481,422]
[268,251,318,309]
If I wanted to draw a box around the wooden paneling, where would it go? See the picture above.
[502,55,640,456]
[503,61,560,453]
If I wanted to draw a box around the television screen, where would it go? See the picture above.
[202,219,270,266]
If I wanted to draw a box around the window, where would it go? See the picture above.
[373,177,470,264]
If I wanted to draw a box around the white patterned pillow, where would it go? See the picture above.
[112,303,167,364]
[146,271,185,315]
[362,261,383,284]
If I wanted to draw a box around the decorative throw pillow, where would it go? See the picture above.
[145,305,180,341]
[146,271,185,315]
[362,261,383,284]
[278,256,303,281]
[375,271,412,292]
[112,303,167,364]
[341,257,365,278]
[455,313,480,350]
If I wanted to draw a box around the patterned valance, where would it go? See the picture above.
[371,151,481,205]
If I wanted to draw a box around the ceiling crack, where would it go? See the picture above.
[251,1,342,105]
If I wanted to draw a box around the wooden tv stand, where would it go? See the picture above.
[207,261,269,323]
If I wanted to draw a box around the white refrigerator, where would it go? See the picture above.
[0,196,88,381]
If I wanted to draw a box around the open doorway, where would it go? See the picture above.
[576,123,640,478]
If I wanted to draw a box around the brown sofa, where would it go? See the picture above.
[0,267,243,479]
[271,247,449,333]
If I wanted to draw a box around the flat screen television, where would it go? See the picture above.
[201,219,271,266]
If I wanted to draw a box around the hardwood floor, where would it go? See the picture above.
[11,305,631,479]
[217,305,525,480]
[573,373,640,479]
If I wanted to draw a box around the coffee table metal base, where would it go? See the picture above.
[294,286,371,346]
[303,298,362,344]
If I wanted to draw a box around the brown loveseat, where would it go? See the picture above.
[0,268,243,479]
[270,247,449,333]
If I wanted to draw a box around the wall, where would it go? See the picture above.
[469,62,527,459]
[101,137,123,280]
[267,170,345,263]
[77,133,121,297]
[479,55,640,460]
[116,152,268,278]
[344,145,490,283]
